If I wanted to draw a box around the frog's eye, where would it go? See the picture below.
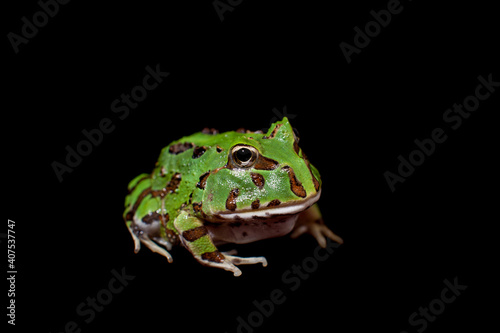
[230,145,259,168]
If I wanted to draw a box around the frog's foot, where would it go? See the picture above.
[199,252,268,277]
[291,220,343,248]
[221,250,267,267]
[291,204,343,248]
[127,226,173,263]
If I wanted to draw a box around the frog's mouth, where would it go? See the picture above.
[209,190,321,223]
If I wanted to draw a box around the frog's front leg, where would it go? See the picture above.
[291,204,344,248]
[174,210,267,276]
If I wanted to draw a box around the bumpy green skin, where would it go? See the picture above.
[123,117,336,276]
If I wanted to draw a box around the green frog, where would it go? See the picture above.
[123,117,343,276]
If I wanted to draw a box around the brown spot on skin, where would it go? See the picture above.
[151,189,165,198]
[263,123,283,139]
[304,159,320,192]
[165,173,182,194]
[192,146,207,159]
[267,199,281,207]
[193,202,203,213]
[197,171,210,189]
[300,151,321,193]
[253,155,279,170]
[142,212,161,224]
[165,228,179,245]
[182,226,209,242]
[168,142,194,154]
[201,251,225,263]
[293,132,301,155]
[147,173,183,200]
[226,188,240,211]
[125,211,134,221]
[251,199,260,209]
[282,166,307,198]
[235,128,263,134]
[130,188,155,213]
[250,172,265,189]
[202,128,219,135]
[211,165,228,175]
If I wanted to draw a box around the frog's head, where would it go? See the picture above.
[201,117,321,226]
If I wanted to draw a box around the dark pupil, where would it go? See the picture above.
[236,148,252,162]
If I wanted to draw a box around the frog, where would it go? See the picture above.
[123,117,343,276]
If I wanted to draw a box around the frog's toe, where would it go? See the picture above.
[222,253,268,267]
[319,224,344,246]
[197,256,242,276]
[222,249,238,256]
[210,261,243,277]
[291,219,343,248]
[201,253,268,276]
[127,226,142,253]
[139,236,174,263]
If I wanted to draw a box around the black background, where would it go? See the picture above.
[5,1,498,332]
